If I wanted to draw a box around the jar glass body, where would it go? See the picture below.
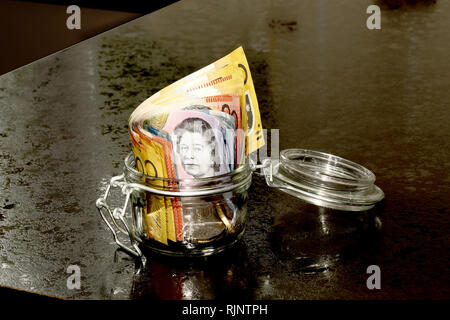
[123,153,252,257]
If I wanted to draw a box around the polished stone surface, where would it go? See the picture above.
[0,0,449,299]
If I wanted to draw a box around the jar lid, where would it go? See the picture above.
[262,149,384,211]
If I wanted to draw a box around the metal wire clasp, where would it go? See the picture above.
[96,174,146,266]
[249,157,273,181]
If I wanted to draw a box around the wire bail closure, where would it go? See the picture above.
[96,174,147,266]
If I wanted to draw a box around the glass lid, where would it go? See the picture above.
[262,149,384,211]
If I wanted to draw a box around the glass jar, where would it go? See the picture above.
[97,153,252,262]
[97,148,384,266]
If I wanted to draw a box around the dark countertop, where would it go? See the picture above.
[0,0,449,299]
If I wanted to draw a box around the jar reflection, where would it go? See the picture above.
[269,201,383,273]
[130,241,257,299]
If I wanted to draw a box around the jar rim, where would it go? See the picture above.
[264,149,384,211]
[280,149,376,189]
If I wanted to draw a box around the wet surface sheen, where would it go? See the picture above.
[0,0,449,299]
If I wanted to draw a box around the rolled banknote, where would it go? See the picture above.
[142,109,238,243]
[131,105,239,244]
[129,131,170,245]
[129,46,264,155]
[137,94,244,169]
[127,47,263,245]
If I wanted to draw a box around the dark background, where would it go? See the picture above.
[0,0,178,75]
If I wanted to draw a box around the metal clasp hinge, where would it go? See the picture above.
[249,157,273,181]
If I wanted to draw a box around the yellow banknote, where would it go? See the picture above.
[130,46,264,155]
[130,132,173,245]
